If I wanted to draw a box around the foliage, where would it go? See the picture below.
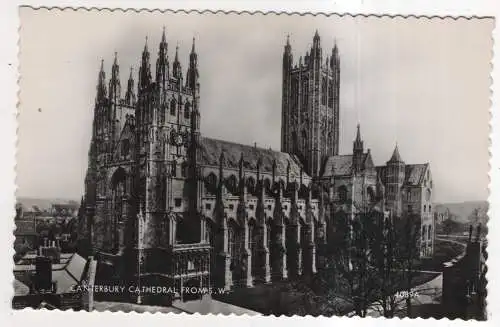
[330,207,421,317]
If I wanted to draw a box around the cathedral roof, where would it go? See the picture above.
[199,137,307,178]
[376,163,429,186]
[321,153,371,177]
[405,164,429,186]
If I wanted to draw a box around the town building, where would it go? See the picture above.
[12,241,93,310]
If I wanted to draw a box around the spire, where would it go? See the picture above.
[388,144,404,164]
[172,43,182,79]
[331,40,339,68]
[96,59,107,103]
[156,27,169,86]
[139,36,152,90]
[186,37,199,90]
[313,30,321,50]
[125,67,136,106]
[109,52,121,102]
[284,34,291,53]
[314,29,320,41]
[283,34,293,70]
[353,124,364,173]
[353,123,363,152]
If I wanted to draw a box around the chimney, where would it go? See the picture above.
[35,256,53,293]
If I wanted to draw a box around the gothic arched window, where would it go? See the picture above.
[181,162,189,178]
[121,139,130,158]
[184,101,191,120]
[248,219,258,272]
[159,104,166,124]
[228,220,239,262]
[292,131,298,153]
[204,173,217,195]
[170,98,177,116]
[338,185,348,203]
[246,177,256,195]
[171,160,177,177]
[328,83,334,108]
[302,79,309,109]
[225,175,238,195]
[301,130,307,154]
[267,220,272,251]
[367,187,376,203]
[321,77,327,105]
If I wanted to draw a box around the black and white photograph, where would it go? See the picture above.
[13,7,492,319]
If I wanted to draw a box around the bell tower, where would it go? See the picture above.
[281,31,340,177]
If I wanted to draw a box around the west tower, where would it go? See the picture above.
[281,31,340,177]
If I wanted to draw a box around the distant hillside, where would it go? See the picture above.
[435,201,489,225]
[16,196,80,212]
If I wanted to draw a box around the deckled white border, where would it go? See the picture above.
[0,0,498,326]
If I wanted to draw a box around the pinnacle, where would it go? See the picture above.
[162,26,166,42]
[355,123,361,142]
[389,143,404,163]
[174,43,180,61]
[143,36,149,52]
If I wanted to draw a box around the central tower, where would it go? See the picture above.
[281,31,340,177]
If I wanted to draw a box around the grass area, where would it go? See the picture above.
[416,239,465,272]
[215,280,350,316]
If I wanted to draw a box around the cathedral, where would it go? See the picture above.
[81,29,435,303]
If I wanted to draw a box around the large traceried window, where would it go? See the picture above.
[204,173,218,195]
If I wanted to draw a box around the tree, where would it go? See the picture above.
[332,208,383,317]
[395,211,421,317]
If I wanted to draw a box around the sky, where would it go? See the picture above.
[17,8,493,203]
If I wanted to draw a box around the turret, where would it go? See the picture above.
[108,52,121,104]
[281,35,293,153]
[331,41,339,69]
[95,59,107,104]
[386,144,406,216]
[186,37,199,91]
[353,124,364,172]
[283,34,293,72]
[124,67,136,106]
[172,44,182,80]
[138,37,152,91]
[311,29,321,61]
[156,27,169,88]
